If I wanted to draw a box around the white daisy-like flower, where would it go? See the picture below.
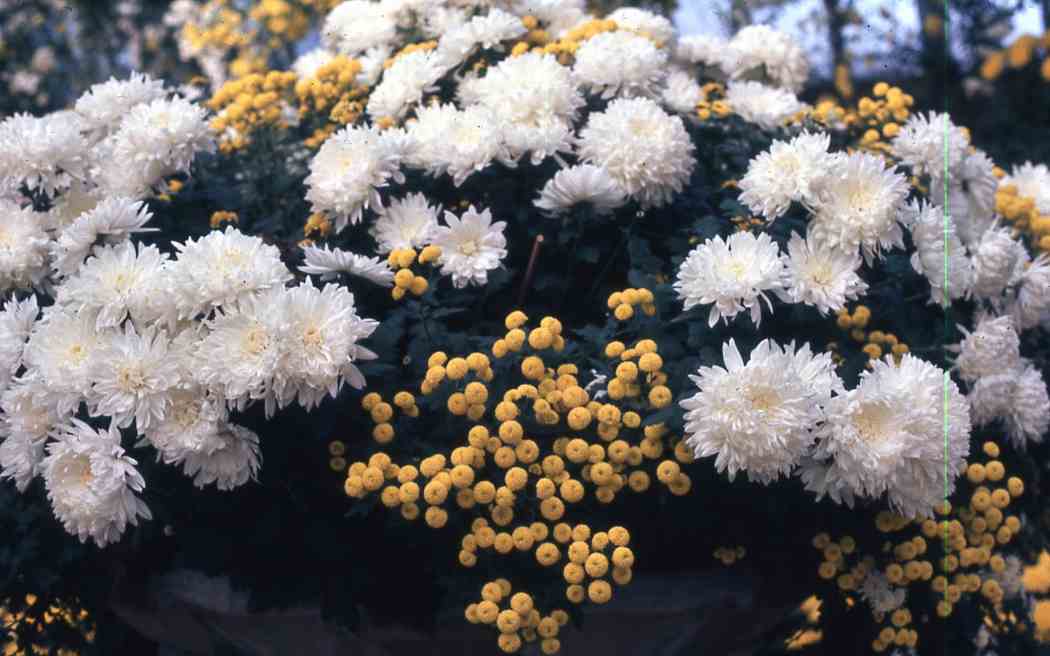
[512,0,586,38]
[74,72,168,136]
[0,294,39,393]
[534,164,628,217]
[55,240,169,330]
[179,422,261,491]
[100,96,215,195]
[1009,254,1050,330]
[723,24,809,93]
[50,196,156,276]
[0,113,90,196]
[88,324,180,432]
[781,232,867,315]
[41,418,152,547]
[419,5,469,39]
[576,97,695,208]
[1001,162,1050,214]
[949,149,999,245]
[948,314,1021,383]
[356,46,393,87]
[304,124,406,231]
[858,571,906,614]
[45,182,101,232]
[968,362,1049,449]
[573,31,668,99]
[607,7,675,45]
[725,81,806,130]
[0,379,60,491]
[738,131,831,220]
[674,231,785,327]
[291,48,336,79]
[0,201,50,292]
[370,192,440,252]
[891,111,969,181]
[468,52,583,165]
[674,34,728,68]
[167,226,292,319]
[660,68,705,115]
[908,201,973,306]
[276,282,380,410]
[366,49,444,121]
[803,354,971,520]
[806,151,910,261]
[431,205,508,288]
[299,244,394,287]
[970,222,1025,300]
[433,7,526,70]
[404,103,509,187]
[142,387,227,464]
[22,309,102,415]
[322,0,399,56]
[681,338,842,484]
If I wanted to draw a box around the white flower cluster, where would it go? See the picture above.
[680,339,970,519]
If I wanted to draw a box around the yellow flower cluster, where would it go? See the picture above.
[695,83,731,122]
[209,210,239,229]
[181,3,253,54]
[207,70,298,152]
[294,56,368,129]
[2,594,92,656]
[833,305,909,367]
[387,246,440,301]
[712,546,746,565]
[337,306,701,653]
[606,288,656,322]
[996,183,1050,252]
[466,581,569,654]
[848,82,914,155]
[980,31,1050,81]
[731,215,765,233]
[249,0,311,48]
[512,18,619,64]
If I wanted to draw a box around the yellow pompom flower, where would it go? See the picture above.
[588,580,612,604]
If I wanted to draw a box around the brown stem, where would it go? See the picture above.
[516,235,544,307]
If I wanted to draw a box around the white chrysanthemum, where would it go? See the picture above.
[1002,162,1050,214]
[291,48,336,79]
[0,113,90,196]
[45,182,101,232]
[607,7,675,45]
[674,232,785,327]
[892,111,970,181]
[725,81,806,130]
[858,571,906,614]
[88,324,180,432]
[50,197,156,276]
[41,419,152,547]
[573,31,667,99]
[950,149,999,245]
[0,379,60,491]
[55,241,169,330]
[322,0,399,56]
[0,295,39,393]
[806,152,909,261]
[276,282,379,410]
[433,7,526,70]
[738,131,831,220]
[356,46,393,87]
[22,310,101,415]
[0,201,50,292]
[781,232,867,315]
[304,124,406,231]
[681,338,842,484]
[512,0,586,38]
[371,192,440,252]
[968,362,1049,449]
[723,24,809,93]
[405,103,509,187]
[970,223,1025,300]
[431,206,507,288]
[908,201,973,306]
[803,354,971,519]
[1009,255,1050,330]
[674,34,728,68]
[366,50,444,121]
[660,68,705,115]
[142,387,226,464]
[534,164,628,217]
[101,96,215,195]
[168,226,292,319]
[469,52,583,164]
[74,73,168,136]
[419,5,468,39]
[179,422,261,491]
[949,314,1021,383]
[576,97,695,208]
[299,244,394,287]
